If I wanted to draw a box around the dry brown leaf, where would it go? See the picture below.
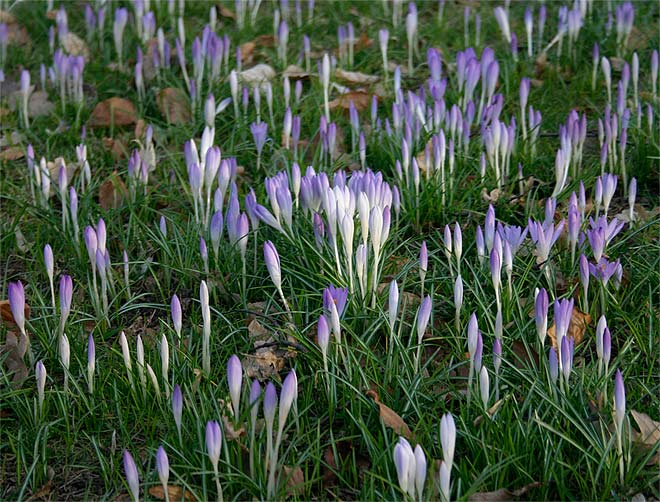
[282,466,305,496]
[328,91,373,112]
[221,414,246,441]
[510,340,539,368]
[143,39,159,82]
[2,331,30,388]
[148,485,195,502]
[102,136,129,160]
[481,187,504,203]
[240,41,256,64]
[99,171,128,210]
[157,87,191,125]
[365,389,412,439]
[335,68,380,85]
[282,65,311,80]
[0,146,24,161]
[239,64,276,86]
[27,91,55,118]
[218,5,236,19]
[0,10,16,23]
[468,481,541,501]
[88,97,137,127]
[0,12,30,46]
[547,307,591,349]
[61,32,90,59]
[244,350,285,380]
[631,410,660,466]
[0,299,31,327]
[28,479,53,500]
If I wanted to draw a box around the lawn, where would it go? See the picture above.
[0,0,659,500]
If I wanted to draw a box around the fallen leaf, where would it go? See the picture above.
[282,466,305,496]
[103,135,130,160]
[0,11,30,46]
[468,481,542,501]
[282,64,311,80]
[61,32,90,59]
[244,349,285,380]
[218,5,236,19]
[0,10,16,23]
[0,299,31,327]
[148,485,195,501]
[365,389,412,439]
[99,171,128,210]
[157,87,191,125]
[221,414,246,441]
[143,39,159,82]
[510,340,539,368]
[481,187,504,203]
[240,41,256,64]
[239,64,276,86]
[547,307,591,349]
[631,410,660,466]
[328,91,373,112]
[0,146,24,161]
[88,97,138,127]
[8,89,55,118]
[1,331,30,388]
[28,479,53,500]
[335,68,380,85]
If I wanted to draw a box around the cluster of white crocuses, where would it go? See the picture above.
[122,355,298,501]
[393,413,455,501]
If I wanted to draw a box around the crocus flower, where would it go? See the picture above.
[440,413,456,472]
[263,382,277,469]
[414,444,427,499]
[172,384,183,440]
[251,121,268,171]
[416,295,432,370]
[171,295,182,341]
[20,69,30,129]
[59,275,73,336]
[59,332,70,391]
[36,360,46,416]
[44,245,55,309]
[393,437,416,499]
[419,241,428,286]
[560,336,573,386]
[548,347,559,384]
[479,366,490,408]
[535,288,549,346]
[87,333,95,394]
[8,281,27,337]
[614,369,626,432]
[227,354,242,421]
[388,280,399,334]
[206,420,223,500]
[123,450,140,502]
[200,281,211,373]
[119,331,134,391]
[553,298,574,363]
[113,8,129,69]
[156,446,170,502]
[589,257,621,287]
[439,461,450,502]
[454,275,463,331]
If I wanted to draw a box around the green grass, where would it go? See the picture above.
[1,0,659,500]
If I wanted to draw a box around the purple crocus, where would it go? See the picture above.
[227,355,242,421]
[323,285,348,318]
[172,384,183,439]
[535,288,549,346]
[59,275,73,335]
[155,446,169,500]
[123,450,140,502]
[251,121,268,170]
[8,281,26,336]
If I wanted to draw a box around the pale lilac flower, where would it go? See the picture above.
[227,355,242,421]
[156,446,170,501]
[123,450,140,502]
[8,281,26,336]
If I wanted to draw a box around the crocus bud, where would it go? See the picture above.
[263,381,277,464]
[205,420,222,474]
[479,366,490,408]
[278,370,297,434]
[227,355,242,421]
[36,360,46,414]
[535,288,548,346]
[171,295,182,340]
[414,444,427,499]
[454,275,463,311]
[628,178,637,222]
[453,223,462,264]
[440,413,455,472]
[614,369,625,431]
[263,241,282,292]
[393,438,415,498]
[561,336,573,385]
[172,384,182,437]
[439,461,450,502]
[44,245,54,306]
[419,241,428,283]
[155,446,169,494]
[59,275,73,331]
[123,450,140,502]
[318,315,330,360]
[549,347,559,384]
[417,295,432,345]
[200,281,211,373]
[467,313,478,356]
[86,333,95,394]
[388,280,399,333]
[8,281,26,337]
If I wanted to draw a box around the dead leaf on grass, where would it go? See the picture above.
[328,91,373,112]
[221,414,246,441]
[365,389,412,439]
[157,87,191,125]
[282,466,305,496]
[244,350,285,380]
[481,187,504,203]
[0,299,31,327]
[88,97,138,127]
[335,68,380,85]
[218,5,236,19]
[148,485,195,502]
[99,171,128,210]
[239,64,276,86]
[547,307,591,349]
[103,135,130,160]
[0,14,29,46]
[61,32,90,59]
[631,410,660,466]
[282,64,311,80]
[468,481,542,501]
[9,90,55,118]
[2,331,30,388]
[0,146,24,161]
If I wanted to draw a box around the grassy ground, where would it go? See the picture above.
[1,0,659,500]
